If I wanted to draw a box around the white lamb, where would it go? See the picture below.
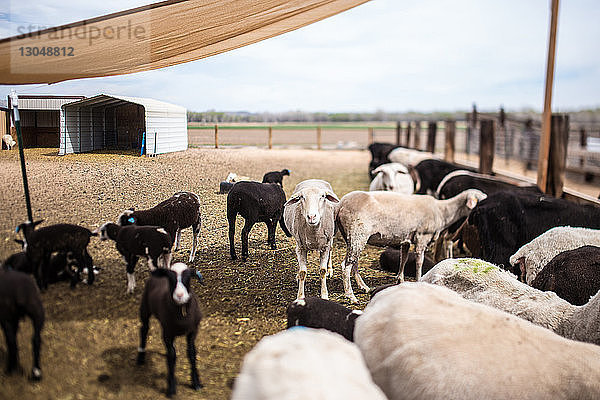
[369,162,414,194]
[336,189,486,302]
[509,226,600,284]
[2,134,16,150]
[354,282,600,400]
[231,328,387,400]
[420,258,600,345]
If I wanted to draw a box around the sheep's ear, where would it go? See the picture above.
[466,196,479,209]
[408,167,420,192]
[325,191,339,203]
[372,165,385,174]
[285,195,301,206]
[33,219,44,227]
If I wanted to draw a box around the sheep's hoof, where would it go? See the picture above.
[136,352,146,365]
[346,295,359,304]
[327,268,333,278]
[190,381,203,390]
[270,244,276,250]
[230,254,238,261]
[166,388,176,398]
[30,368,42,381]
[241,256,248,262]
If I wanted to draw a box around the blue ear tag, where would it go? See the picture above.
[128,217,135,223]
[15,226,19,233]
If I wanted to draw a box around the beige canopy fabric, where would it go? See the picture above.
[0,0,370,85]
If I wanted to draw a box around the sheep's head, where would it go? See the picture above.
[285,187,339,226]
[117,209,136,226]
[464,189,487,209]
[169,263,192,305]
[373,163,409,192]
[95,222,118,241]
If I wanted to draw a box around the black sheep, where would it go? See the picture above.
[262,169,291,186]
[464,191,600,273]
[0,268,44,380]
[227,181,292,261]
[286,297,361,342]
[411,159,477,195]
[15,220,95,289]
[137,263,203,397]
[117,191,202,262]
[436,170,542,199]
[377,248,435,277]
[531,246,600,306]
[97,222,172,293]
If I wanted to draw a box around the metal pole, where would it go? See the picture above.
[10,91,33,222]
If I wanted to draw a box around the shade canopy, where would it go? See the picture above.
[0,0,370,85]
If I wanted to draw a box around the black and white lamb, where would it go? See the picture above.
[262,169,291,186]
[137,263,203,397]
[15,220,95,289]
[117,191,201,262]
[531,245,600,306]
[0,268,44,380]
[97,222,172,294]
[227,181,292,261]
[286,297,362,342]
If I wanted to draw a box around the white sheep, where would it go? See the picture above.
[354,282,600,400]
[283,179,339,299]
[231,328,387,400]
[387,147,435,166]
[368,162,414,194]
[336,189,486,302]
[509,226,600,284]
[420,258,600,345]
[2,134,16,150]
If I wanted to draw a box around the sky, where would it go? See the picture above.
[1,0,599,113]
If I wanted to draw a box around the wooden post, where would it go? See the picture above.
[444,120,455,163]
[214,124,219,149]
[544,114,569,197]
[268,126,273,149]
[465,113,471,155]
[406,122,412,149]
[426,122,437,153]
[414,121,421,150]
[479,119,495,175]
[537,0,560,191]
[368,127,374,145]
[396,121,401,146]
[316,126,322,150]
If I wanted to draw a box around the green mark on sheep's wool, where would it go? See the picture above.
[453,259,498,274]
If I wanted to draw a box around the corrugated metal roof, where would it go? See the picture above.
[63,94,186,113]
[17,95,85,110]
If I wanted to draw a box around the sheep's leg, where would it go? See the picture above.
[126,255,138,294]
[174,229,182,251]
[189,220,201,262]
[327,248,333,278]
[295,246,308,300]
[163,334,177,397]
[241,219,254,262]
[1,320,18,374]
[186,331,203,390]
[267,219,276,250]
[83,249,94,285]
[414,235,431,280]
[351,262,370,293]
[319,248,330,300]
[31,313,43,380]
[342,241,364,303]
[137,303,149,365]
[228,213,237,260]
[395,242,410,283]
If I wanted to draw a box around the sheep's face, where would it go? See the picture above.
[286,188,339,226]
[117,209,136,226]
[465,189,487,209]
[170,263,191,305]
[373,163,409,192]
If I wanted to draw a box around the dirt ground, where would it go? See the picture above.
[0,147,394,400]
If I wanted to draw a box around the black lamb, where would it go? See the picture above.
[262,169,291,186]
[117,191,201,262]
[137,263,203,397]
[411,159,477,195]
[97,222,172,294]
[15,220,95,289]
[0,268,44,380]
[286,297,362,342]
[368,142,398,179]
[227,181,292,261]
[377,248,435,277]
[531,245,600,306]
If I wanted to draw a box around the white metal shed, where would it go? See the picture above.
[59,94,187,155]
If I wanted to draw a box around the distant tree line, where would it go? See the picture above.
[187,108,600,124]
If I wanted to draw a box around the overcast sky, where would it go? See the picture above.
[1,0,599,113]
